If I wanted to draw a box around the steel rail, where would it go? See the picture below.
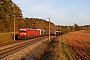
[0,36,48,59]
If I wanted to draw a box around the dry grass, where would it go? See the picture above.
[38,37,68,60]
[60,35,73,60]
[0,33,13,43]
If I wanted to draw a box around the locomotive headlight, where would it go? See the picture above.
[24,33,26,35]
[20,33,26,35]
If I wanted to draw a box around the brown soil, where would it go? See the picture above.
[65,30,90,60]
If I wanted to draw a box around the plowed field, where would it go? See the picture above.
[65,30,90,60]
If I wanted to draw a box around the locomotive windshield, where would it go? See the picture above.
[20,29,26,33]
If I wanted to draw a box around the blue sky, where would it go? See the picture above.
[12,0,90,26]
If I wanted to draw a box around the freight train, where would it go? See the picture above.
[18,28,61,39]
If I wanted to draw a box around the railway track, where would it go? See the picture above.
[0,40,24,47]
[0,36,48,50]
[0,36,49,59]
[0,36,45,47]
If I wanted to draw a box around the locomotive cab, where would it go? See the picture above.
[18,28,28,39]
[19,29,26,36]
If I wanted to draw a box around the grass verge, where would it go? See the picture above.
[0,33,13,43]
[0,32,18,43]
[60,35,73,60]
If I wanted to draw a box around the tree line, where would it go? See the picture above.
[0,0,90,34]
[56,24,90,34]
[0,0,22,32]
[0,0,55,33]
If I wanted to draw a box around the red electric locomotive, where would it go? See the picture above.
[18,28,49,39]
[18,28,42,39]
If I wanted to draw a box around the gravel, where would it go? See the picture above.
[1,37,50,60]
